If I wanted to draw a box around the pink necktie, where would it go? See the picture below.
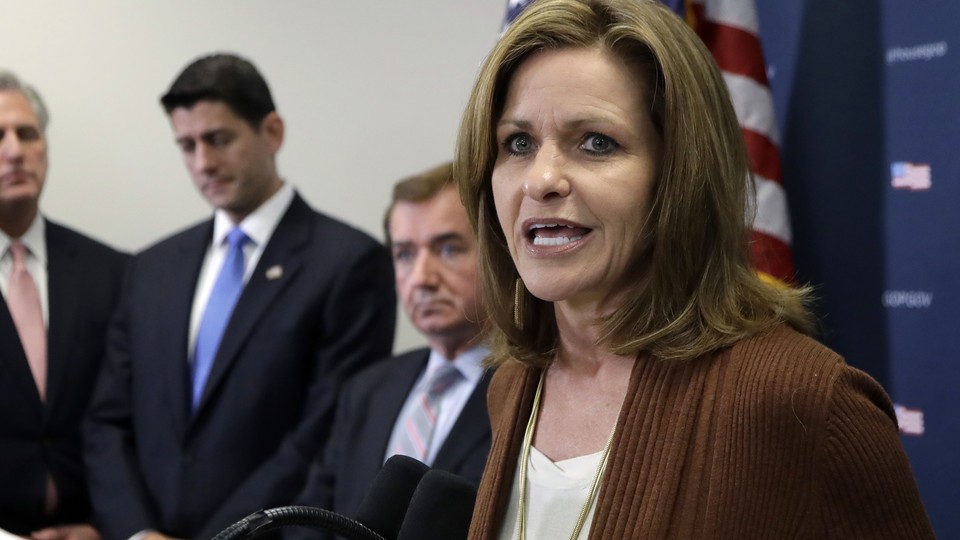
[392,363,463,462]
[7,241,57,513]
[7,240,47,401]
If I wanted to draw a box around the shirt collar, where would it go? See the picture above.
[211,181,295,248]
[1,214,47,266]
[425,343,490,387]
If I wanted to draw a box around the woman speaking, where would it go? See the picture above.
[455,0,934,538]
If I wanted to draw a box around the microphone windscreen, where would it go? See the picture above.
[354,455,430,539]
[396,469,477,540]
[211,506,386,540]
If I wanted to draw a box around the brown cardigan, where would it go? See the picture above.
[468,325,935,539]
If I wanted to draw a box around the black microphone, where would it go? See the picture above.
[210,455,428,540]
[353,455,430,539]
[396,469,477,540]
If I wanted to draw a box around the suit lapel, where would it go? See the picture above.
[191,195,310,418]
[432,369,492,470]
[345,350,429,513]
[366,350,430,460]
[163,223,213,435]
[44,222,80,414]
[0,295,43,409]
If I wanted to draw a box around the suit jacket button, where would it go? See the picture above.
[182,454,195,466]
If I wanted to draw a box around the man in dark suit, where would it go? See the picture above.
[0,71,128,539]
[83,54,396,540]
[293,162,491,530]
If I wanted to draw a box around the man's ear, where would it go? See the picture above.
[261,111,285,153]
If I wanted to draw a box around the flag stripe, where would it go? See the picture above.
[723,73,779,145]
[750,230,794,283]
[690,0,758,34]
[690,14,768,84]
[742,128,782,185]
[752,175,791,244]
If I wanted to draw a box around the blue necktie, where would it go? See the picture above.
[192,227,250,409]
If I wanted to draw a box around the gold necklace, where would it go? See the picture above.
[516,370,617,540]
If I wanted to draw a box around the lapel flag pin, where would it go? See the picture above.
[266,265,283,280]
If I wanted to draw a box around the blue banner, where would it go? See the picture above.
[757,0,958,535]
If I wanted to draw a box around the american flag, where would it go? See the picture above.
[890,161,932,191]
[894,403,925,436]
[502,0,795,284]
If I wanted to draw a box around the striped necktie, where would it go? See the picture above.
[392,363,463,462]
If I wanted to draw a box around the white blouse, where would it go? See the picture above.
[498,446,603,540]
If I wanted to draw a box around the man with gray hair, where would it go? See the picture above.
[0,71,128,539]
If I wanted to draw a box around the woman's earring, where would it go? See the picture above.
[513,277,524,330]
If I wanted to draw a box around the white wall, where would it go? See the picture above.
[4,1,505,352]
